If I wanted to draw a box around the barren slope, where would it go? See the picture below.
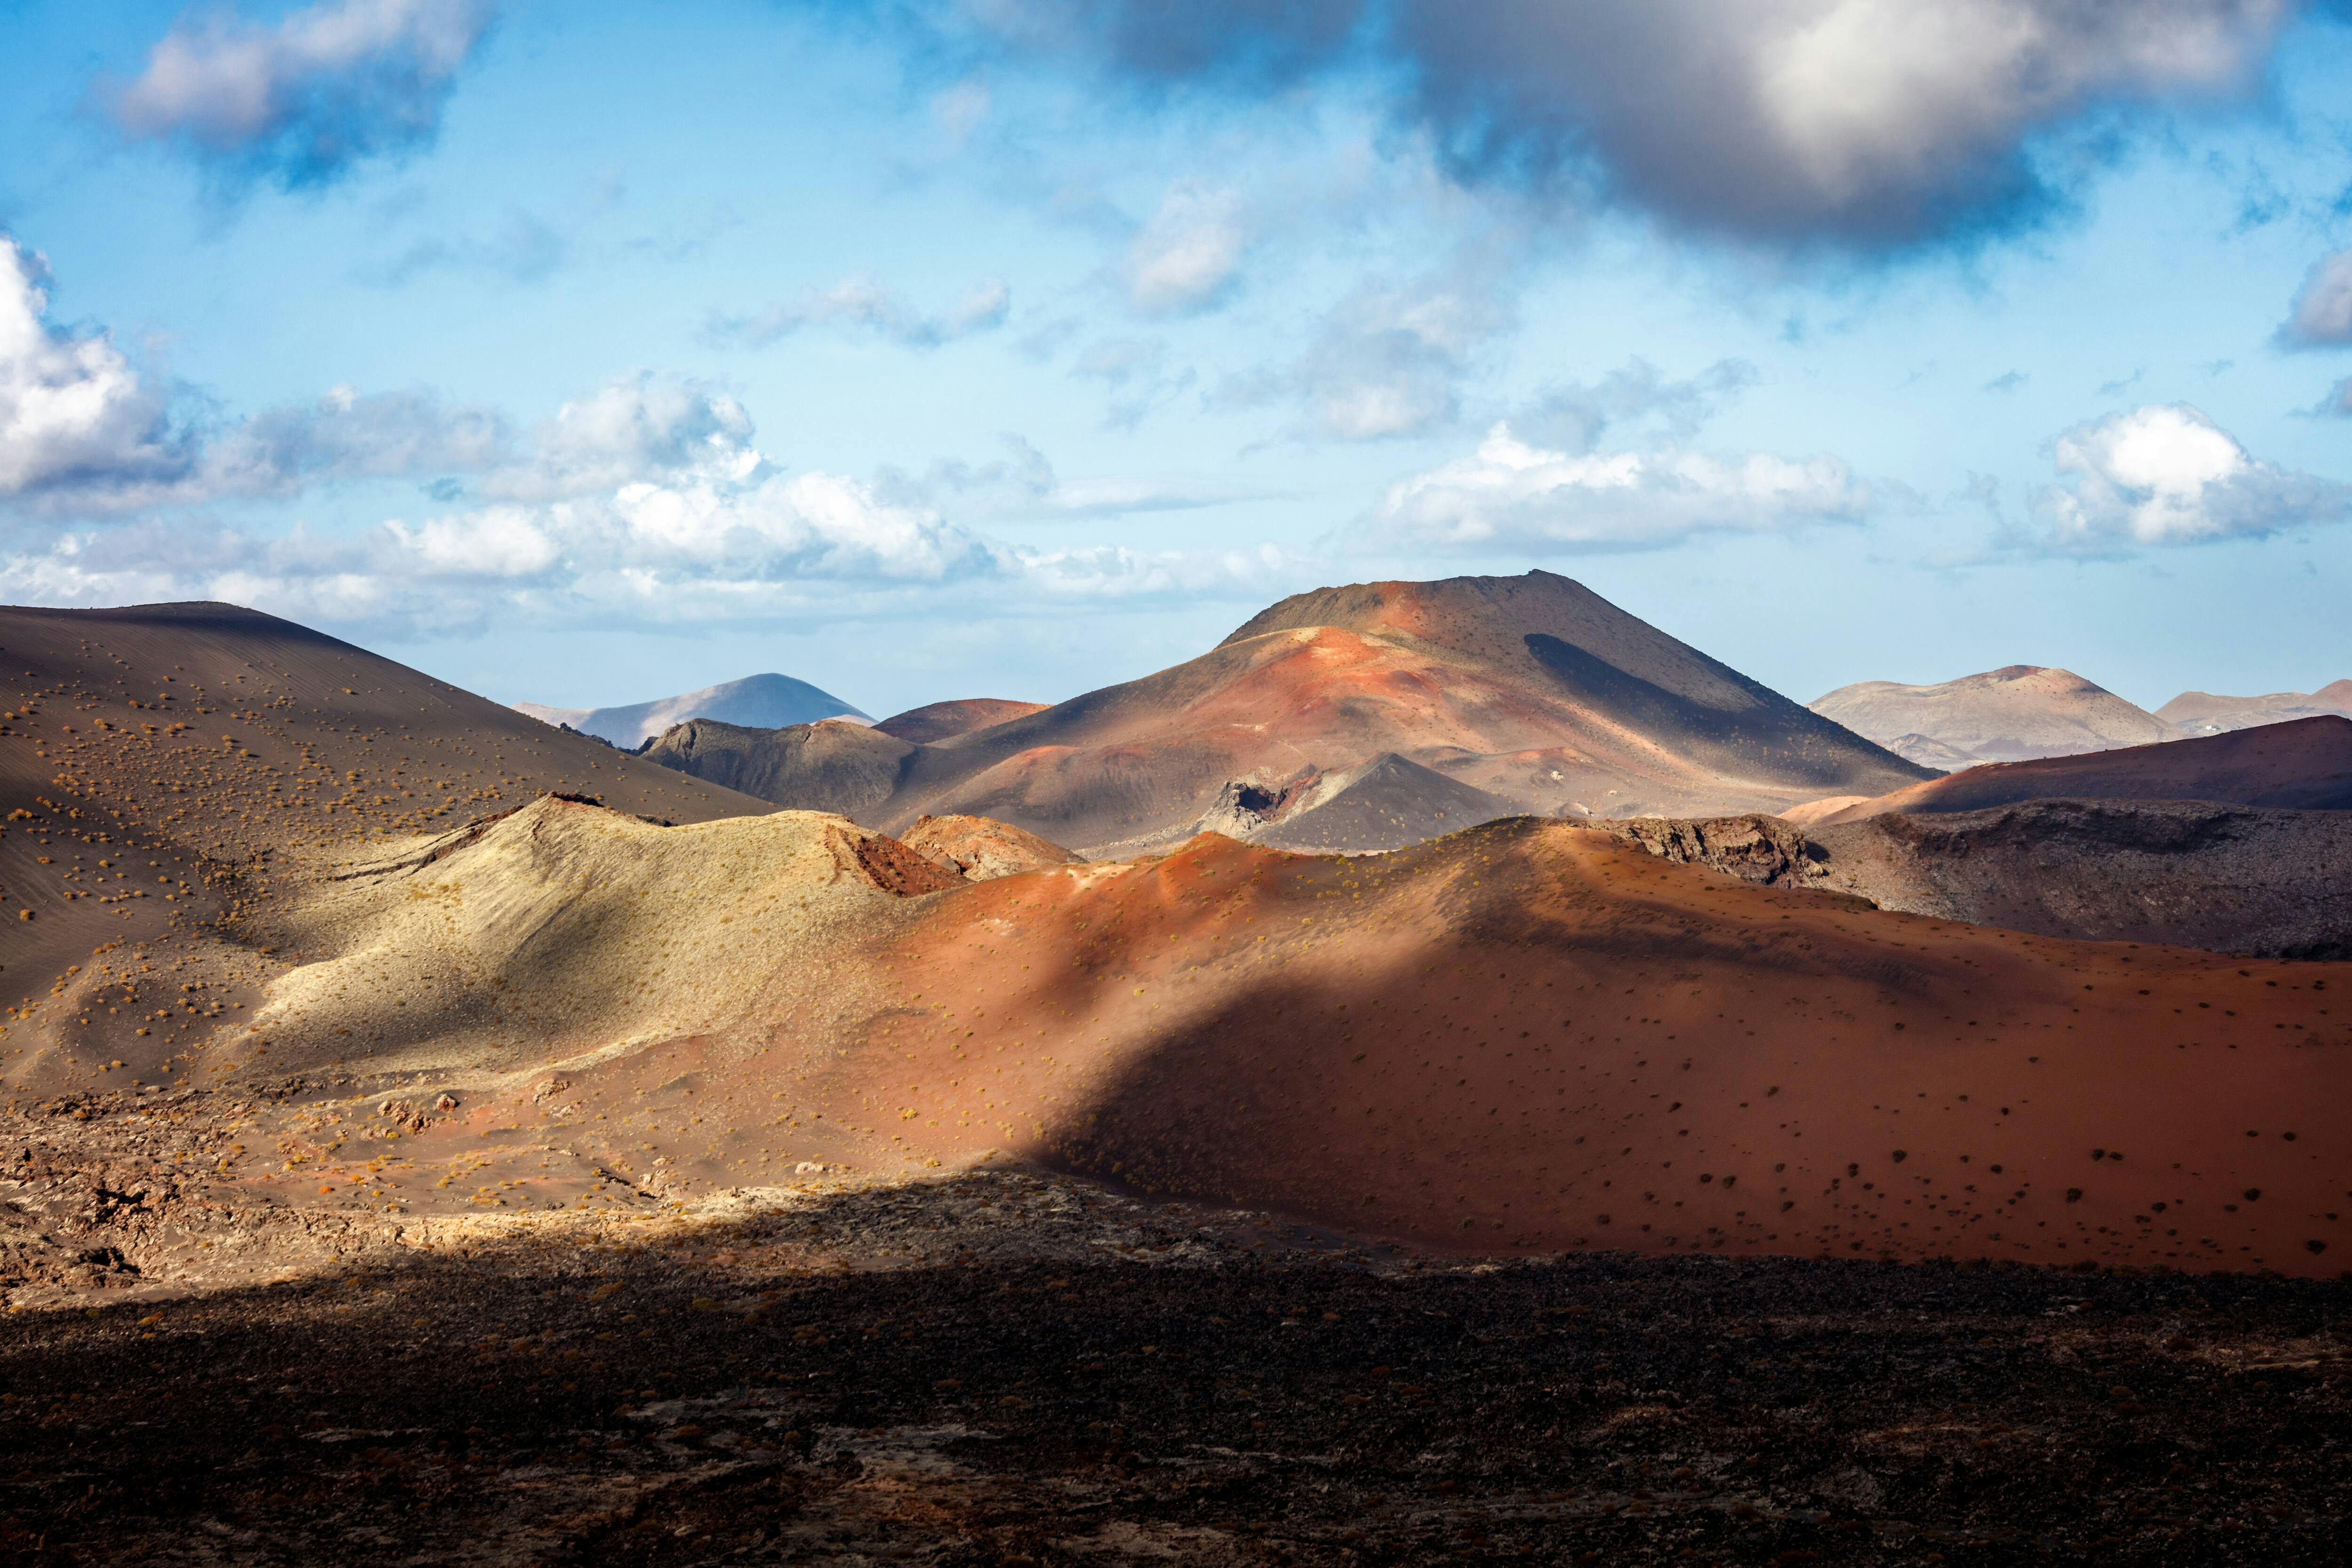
[873,698,1047,744]
[1250,751,1521,852]
[638,716,914,821]
[1807,715,2352,826]
[1810,666,2176,764]
[0,601,779,1068]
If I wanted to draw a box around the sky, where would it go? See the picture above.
[2,0,2350,719]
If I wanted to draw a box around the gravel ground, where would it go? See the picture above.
[1,1169,2347,1567]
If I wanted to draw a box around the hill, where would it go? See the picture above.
[1245,752,1521,852]
[637,717,915,821]
[515,672,867,747]
[102,798,2345,1279]
[645,571,1929,853]
[1810,665,2175,764]
[2157,679,2352,736]
[873,698,1048,744]
[0,601,781,1052]
[1805,715,2352,826]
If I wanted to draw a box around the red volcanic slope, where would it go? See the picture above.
[847,571,1926,850]
[1811,715,2352,826]
[873,698,1048,745]
[522,817,2352,1278]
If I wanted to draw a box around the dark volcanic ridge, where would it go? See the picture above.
[1805,714,2352,826]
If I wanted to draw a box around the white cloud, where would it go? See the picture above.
[1123,184,1248,315]
[1361,422,1873,552]
[2280,250,2352,348]
[108,0,494,187]
[1,232,518,512]
[2038,403,2351,549]
[0,236,189,501]
[0,364,1308,639]
[706,277,1011,350]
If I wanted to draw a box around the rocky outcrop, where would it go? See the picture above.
[1604,813,1820,886]
[898,814,1083,880]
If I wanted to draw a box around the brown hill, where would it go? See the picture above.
[0,601,779,1059]
[1807,716,2352,826]
[2157,680,2352,736]
[899,813,1082,879]
[1810,665,2176,763]
[133,801,2348,1279]
[638,717,914,821]
[1247,752,1520,852]
[647,571,1928,853]
[872,698,1047,744]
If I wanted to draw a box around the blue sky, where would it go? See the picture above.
[2,0,2349,718]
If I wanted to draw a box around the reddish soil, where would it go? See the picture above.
[704,821,2352,1277]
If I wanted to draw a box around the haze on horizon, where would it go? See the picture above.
[3,0,2350,717]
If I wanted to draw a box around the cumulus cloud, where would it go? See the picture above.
[0,237,191,502]
[1359,422,1873,553]
[977,0,2307,247]
[0,235,514,513]
[706,277,1011,350]
[2279,249,2352,347]
[1123,184,1249,315]
[2,367,1302,639]
[2315,377,2352,418]
[107,0,494,188]
[2037,402,2351,549]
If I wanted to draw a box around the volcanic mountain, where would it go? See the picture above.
[644,571,1929,853]
[1809,665,2176,766]
[515,672,867,747]
[2157,679,2352,736]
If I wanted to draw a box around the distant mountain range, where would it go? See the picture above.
[2157,680,2352,736]
[1809,665,2174,772]
[1810,666,2352,774]
[514,673,868,748]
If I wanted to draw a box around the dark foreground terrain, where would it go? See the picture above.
[1,1172,2346,1568]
